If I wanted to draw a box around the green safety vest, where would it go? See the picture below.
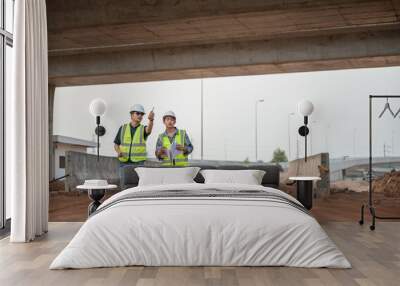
[118,123,147,162]
[160,129,188,166]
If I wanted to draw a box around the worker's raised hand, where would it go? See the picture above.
[148,108,155,121]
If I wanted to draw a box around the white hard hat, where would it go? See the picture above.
[130,104,145,114]
[163,110,176,119]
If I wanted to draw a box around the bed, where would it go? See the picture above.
[50,182,350,269]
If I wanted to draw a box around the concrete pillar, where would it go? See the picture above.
[316,153,330,198]
[48,84,55,181]
[342,169,347,180]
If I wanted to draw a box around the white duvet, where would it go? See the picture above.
[50,183,351,269]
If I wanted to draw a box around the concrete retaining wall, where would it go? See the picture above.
[64,151,120,191]
[63,151,283,191]
[288,153,330,198]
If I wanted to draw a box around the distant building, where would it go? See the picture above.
[52,135,97,180]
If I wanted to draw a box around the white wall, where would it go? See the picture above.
[54,66,400,163]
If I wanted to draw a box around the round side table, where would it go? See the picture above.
[289,176,321,210]
[77,184,117,216]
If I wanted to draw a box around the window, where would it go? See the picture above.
[1,0,14,230]
[59,156,65,169]
[5,0,13,33]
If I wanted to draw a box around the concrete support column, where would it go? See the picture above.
[316,153,330,198]
[48,84,55,181]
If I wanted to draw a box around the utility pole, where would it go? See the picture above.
[353,128,357,157]
[392,130,395,155]
[309,120,316,156]
[224,138,227,161]
[384,143,386,158]
[383,143,391,158]
[287,112,295,161]
[325,124,331,154]
[255,99,264,162]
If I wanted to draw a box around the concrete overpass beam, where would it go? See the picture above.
[49,29,400,86]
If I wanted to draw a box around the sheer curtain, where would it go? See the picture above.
[10,0,49,242]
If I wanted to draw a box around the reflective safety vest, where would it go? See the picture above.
[160,129,188,166]
[118,123,147,162]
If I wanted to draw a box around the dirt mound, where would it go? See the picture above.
[372,171,400,197]
[331,180,369,193]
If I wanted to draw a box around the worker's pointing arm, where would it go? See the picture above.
[146,107,155,135]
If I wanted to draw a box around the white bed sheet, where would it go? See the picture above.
[50,183,350,269]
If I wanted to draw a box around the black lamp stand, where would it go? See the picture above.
[94,116,106,162]
[298,116,310,162]
[96,116,100,161]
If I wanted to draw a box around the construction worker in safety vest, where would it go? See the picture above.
[114,104,154,167]
[155,111,193,166]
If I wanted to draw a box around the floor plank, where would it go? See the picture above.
[1,222,400,286]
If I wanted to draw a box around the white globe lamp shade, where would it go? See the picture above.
[89,99,107,117]
[298,100,314,116]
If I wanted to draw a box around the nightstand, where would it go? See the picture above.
[289,176,321,210]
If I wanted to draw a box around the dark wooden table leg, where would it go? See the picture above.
[88,189,105,216]
[296,180,313,210]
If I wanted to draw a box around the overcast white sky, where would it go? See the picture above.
[54,66,400,162]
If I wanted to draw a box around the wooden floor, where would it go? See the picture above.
[1,191,398,285]
[1,221,400,286]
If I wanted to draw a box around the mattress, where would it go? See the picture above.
[50,183,351,269]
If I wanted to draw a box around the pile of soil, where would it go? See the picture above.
[331,180,369,193]
[372,171,400,197]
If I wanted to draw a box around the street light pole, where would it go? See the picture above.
[287,112,295,161]
[325,123,331,153]
[353,128,357,157]
[255,99,264,162]
[392,130,395,155]
[310,120,316,156]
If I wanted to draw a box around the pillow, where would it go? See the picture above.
[135,167,201,186]
[200,169,266,185]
